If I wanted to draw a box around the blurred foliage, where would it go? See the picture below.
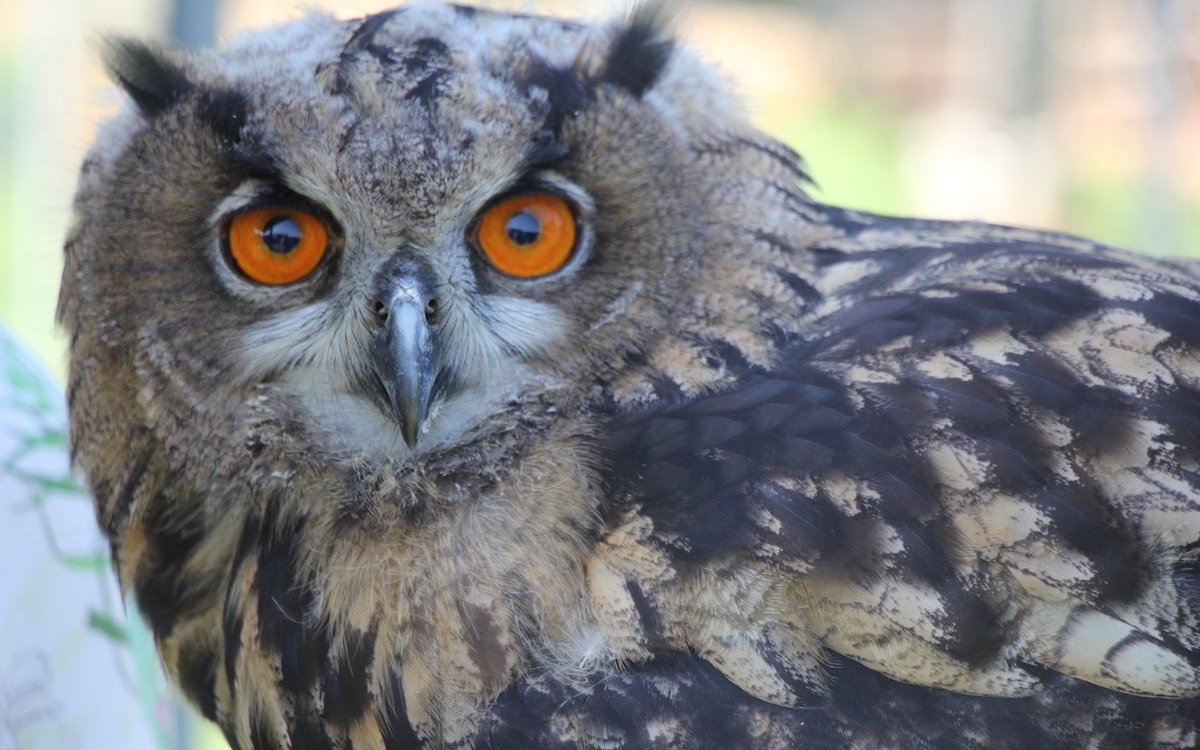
[783,99,912,217]
[786,102,1200,255]
[1061,177,1200,256]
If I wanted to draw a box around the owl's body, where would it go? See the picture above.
[60,4,1200,749]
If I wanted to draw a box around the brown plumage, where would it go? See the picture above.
[60,4,1200,748]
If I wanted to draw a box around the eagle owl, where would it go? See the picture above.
[59,3,1200,748]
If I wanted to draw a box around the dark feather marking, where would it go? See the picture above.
[176,637,219,720]
[961,352,1152,603]
[519,59,591,135]
[771,266,822,303]
[255,536,340,750]
[649,374,686,402]
[907,360,1150,605]
[65,377,80,414]
[691,414,747,451]
[1031,482,1148,604]
[221,604,244,712]
[817,203,886,233]
[694,137,811,184]
[333,9,403,94]
[1162,557,1200,666]
[1070,404,1156,463]
[625,580,664,648]
[598,14,674,98]
[460,601,508,683]
[255,507,327,699]
[288,714,336,750]
[337,119,364,155]
[808,244,851,268]
[449,3,582,26]
[404,69,451,108]
[930,579,1011,667]
[519,130,572,174]
[323,620,379,727]
[754,480,852,563]
[755,635,834,708]
[230,509,263,582]
[1104,631,1156,668]
[763,180,813,213]
[745,138,812,184]
[222,512,262,708]
[382,668,424,749]
[343,9,400,56]
[426,367,462,424]
[401,37,450,74]
[196,87,249,144]
[1128,292,1200,349]
[223,148,283,188]
[991,353,1095,417]
[605,368,881,567]
[1176,556,1200,622]
[134,491,213,638]
[109,437,152,534]
[695,336,753,373]
[786,265,1141,593]
[762,318,794,349]
[810,278,1108,358]
[103,37,194,118]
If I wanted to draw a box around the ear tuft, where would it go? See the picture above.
[103,37,195,118]
[598,3,675,99]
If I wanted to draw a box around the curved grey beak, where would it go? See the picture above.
[370,282,438,448]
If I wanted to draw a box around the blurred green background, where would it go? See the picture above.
[1,0,1198,747]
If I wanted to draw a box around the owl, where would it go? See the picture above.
[58,3,1200,749]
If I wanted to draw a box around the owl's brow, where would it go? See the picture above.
[519,60,590,137]
[518,11,675,135]
[224,147,284,184]
[518,136,572,175]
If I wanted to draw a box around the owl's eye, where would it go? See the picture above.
[476,193,577,277]
[226,208,330,285]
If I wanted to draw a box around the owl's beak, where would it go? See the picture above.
[370,281,439,449]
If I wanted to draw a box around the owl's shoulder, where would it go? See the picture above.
[584,210,1200,744]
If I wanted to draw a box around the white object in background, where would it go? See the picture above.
[0,323,188,750]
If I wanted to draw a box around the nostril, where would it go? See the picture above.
[372,299,389,323]
[424,298,439,324]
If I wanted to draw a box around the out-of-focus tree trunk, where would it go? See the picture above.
[170,0,220,48]
[1143,0,1185,255]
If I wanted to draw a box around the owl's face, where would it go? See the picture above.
[66,4,775,463]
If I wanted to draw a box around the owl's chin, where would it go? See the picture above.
[276,382,499,461]
[274,344,553,460]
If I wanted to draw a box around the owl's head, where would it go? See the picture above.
[61,3,814,466]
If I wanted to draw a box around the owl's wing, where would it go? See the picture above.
[478,647,1195,748]
[482,211,1200,747]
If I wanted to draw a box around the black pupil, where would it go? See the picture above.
[506,211,541,246]
[260,217,302,255]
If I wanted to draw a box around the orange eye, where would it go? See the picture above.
[476,193,576,277]
[227,208,330,285]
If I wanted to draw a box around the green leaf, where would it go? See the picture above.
[87,609,129,643]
